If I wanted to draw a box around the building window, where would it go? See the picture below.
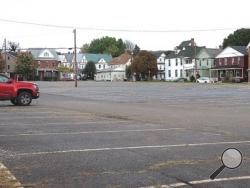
[168,70,171,77]
[104,65,105,69]
[237,57,241,64]
[232,57,235,64]
[99,64,101,69]
[175,70,178,77]
[224,58,227,65]
[7,56,10,60]
[7,65,10,70]
[236,70,241,77]
[180,70,183,77]
[199,60,201,67]
[207,60,209,66]
[186,60,189,64]
[219,59,222,66]
[180,59,183,66]
[168,60,171,66]
[176,59,178,66]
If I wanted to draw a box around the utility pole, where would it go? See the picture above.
[4,38,7,74]
[73,29,77,87]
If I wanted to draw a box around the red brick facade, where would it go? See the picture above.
[35,60,59,81]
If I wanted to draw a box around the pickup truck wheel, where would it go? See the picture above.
[10,98,18,105]
[17,92,32,106]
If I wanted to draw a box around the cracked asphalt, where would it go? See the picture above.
[1,81,250,188]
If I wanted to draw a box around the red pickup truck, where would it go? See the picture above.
[0,74,40,106]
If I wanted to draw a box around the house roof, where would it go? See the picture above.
[196,48,222,58]
[247,42,250,49]
[166,51,179,59]
[64,53,112,63]
[205,48,222,58]
[28,48,58,60]
[178,46,205,58]
[110,52,131,65]
[231,46,248,55]
[83,53,112,63]
[2,51,18,57]
[178,40,192,49]
[150,51,166,58]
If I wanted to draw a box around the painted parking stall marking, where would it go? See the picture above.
[141,176,250,188]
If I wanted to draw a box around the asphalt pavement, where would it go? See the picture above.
[1,81,250,188]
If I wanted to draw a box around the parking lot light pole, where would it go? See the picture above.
[73,29,77,88]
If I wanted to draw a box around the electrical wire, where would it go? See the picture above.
[0,18,240,33]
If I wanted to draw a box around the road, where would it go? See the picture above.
[1,81,250,188]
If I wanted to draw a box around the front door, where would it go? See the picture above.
[0,75,13,99]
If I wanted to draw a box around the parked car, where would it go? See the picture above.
[196,77,213,83]
[0,74,40,106]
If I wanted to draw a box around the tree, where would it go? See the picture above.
[86,36,126,57]
[132,45,140,56]
[81,43,89,53]
[83,61,96,80]
[8,41,20,52]
[15,52,35,80]
[131,50,157,81]
[124,40,135,52]
[222,28,250,48]
[57,65,73,73]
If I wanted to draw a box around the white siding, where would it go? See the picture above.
[165,58,184,81]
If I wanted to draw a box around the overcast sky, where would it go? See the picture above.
[0,0,249,51]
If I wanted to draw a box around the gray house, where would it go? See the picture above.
[195,48,222,79]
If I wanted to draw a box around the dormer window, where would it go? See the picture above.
[44,52,49,57]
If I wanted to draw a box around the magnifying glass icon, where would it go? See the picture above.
[210,148,243,180]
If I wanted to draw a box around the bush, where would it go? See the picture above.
[190,75,196,82]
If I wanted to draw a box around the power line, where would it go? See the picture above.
[0,18,240,33]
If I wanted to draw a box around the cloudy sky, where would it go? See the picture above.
[0,0,249,51]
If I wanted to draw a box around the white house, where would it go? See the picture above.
[95,52,131,81]
[153,52,166,80]
[165,39,205,81]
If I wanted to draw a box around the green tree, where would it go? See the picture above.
[132,45,140,56]
[81,43,89,53]
[131,50,157,81]
[15,52,35,80]
[83,61,96,80]
[86,36,126,57]
[57,65,73,73]
[223,28,250,48]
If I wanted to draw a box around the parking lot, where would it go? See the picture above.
[1,81,250,187]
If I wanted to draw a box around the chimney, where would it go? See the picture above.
[191,38,195,48]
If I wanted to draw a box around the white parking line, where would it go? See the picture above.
[0,128,184,137]
[11,140,250,157]
[141,176,250,187]
[0,162,23,188]
[0,120,130,127]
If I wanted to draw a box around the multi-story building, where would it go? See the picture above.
[165,38,204,81]
[28,48,60,81]
[213,46,248,82]
[195,48,222,80]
